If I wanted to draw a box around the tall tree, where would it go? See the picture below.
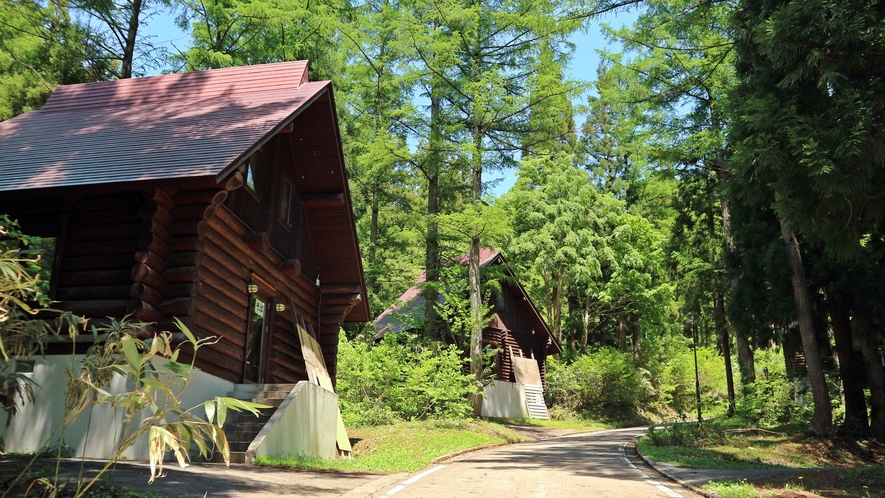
[73,0,170,78]
[339,0,424,315]
[173,0,347,79]
[728,0,885,432]
[598,0,741,409]
[396,0,584,410]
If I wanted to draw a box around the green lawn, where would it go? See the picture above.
[254,419,531,473]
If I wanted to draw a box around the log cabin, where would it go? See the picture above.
[0,61,368,460]
[373,247,560,419]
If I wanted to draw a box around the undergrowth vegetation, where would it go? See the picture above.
[544,341,729,423]
[336,333,479,426]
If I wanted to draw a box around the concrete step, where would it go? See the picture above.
[227,387,295,400]
[231,383,297,394]
[211,451,248,464]
[250,398,286,407]
[229,441,251,452]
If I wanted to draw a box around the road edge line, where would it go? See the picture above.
[379,464,446,497]
[632,436,723,498]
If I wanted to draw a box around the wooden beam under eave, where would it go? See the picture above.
[278,259,302,278]
[321,283,361,295]
[300,193,345,207]
[320,293,361,305]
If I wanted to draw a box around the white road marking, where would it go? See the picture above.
[379,464,446,497]
[621,442,683,498]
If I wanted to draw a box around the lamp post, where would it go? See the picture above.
[687,311,702,425]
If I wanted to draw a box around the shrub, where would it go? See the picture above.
[545,347,650,421]
[736,378,801,427]
[336,333,478,426]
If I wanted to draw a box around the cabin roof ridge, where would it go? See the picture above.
[41,61,310,113]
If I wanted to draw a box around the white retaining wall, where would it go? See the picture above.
[0,355,233,459]
[481,380,528,419]
[248,381,339,462]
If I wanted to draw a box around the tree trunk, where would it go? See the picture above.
[618,312,627,352]
[581,294,591,348]
[715,145,750,396]
[826,288,868,433]
[779,218,832,433]
[468,237,483,415]
[367,193,379,291]
[631,317,641,363]
[423,62,442,339]
[853,290,885,440]
[735,328,756,383]
[715,292,736,416]
[783,334,795,381]
[468,73,484,414]
[121,0,143,79]
[553,276,564,349]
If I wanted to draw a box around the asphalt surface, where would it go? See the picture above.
[1,426,815,497]
[373,426,700,498]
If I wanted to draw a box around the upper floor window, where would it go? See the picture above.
[245,159,257,196]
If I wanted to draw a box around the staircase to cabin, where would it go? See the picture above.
[214,384,297,464]
[523,384,549,420]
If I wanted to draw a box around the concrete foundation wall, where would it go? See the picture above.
[249,382,338,462]
[0,355,233,459]
[481,380,528,419]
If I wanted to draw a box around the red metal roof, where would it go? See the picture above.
[0,61,318,191]
[415,246,501,283]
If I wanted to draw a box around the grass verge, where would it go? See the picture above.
[638,420,885,497]
[254,419,531,473]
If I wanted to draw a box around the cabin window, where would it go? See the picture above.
[245,159,258,196]
[279,179,293,226]
[244,294,268,382]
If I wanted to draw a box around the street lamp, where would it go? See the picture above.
[686,311,702,425]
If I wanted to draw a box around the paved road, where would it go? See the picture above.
[373,427,702,498]
[3,427,705,497]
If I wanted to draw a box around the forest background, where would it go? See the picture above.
[3,0,885,437]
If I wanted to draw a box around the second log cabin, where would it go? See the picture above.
[373,247,560,419]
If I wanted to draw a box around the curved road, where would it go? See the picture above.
[375,427,701,498]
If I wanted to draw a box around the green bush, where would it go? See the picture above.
[336,333,478,426]
[646,422,702,446]
[736,378,801,427]
[545,347,650,421]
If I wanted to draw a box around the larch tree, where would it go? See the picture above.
[71,0,171,78]
[395,0,585,412]
[598,0,741,412]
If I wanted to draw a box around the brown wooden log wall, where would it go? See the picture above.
[1,152,360,385]
[5,193,144,318]
[480,285,550,390]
